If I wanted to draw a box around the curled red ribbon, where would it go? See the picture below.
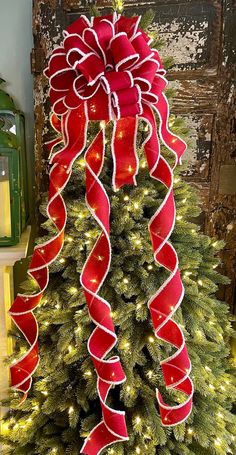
[9,11,193,454]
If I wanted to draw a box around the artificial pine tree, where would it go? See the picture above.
[1,7,236,455]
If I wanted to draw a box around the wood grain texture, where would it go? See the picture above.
[204,0,236,312]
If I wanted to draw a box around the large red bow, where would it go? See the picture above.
[9,12,193,455]
[44,13,165,120]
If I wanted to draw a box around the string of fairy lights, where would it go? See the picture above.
[3,115,231,451]
[5,242,233,453]
[2,405,235,453]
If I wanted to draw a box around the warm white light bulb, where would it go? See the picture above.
[148,336,154,343]
[214,438,221,446]
[70,287,78,294]
[79,159,86,168]
[147,370,153,378]
[184,271,192,277]
[100,121,106,129]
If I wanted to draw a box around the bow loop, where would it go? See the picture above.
[93,14,115,26]
[83,20,114,62]
[76,53,105,85]
[101,71,133,94]
[131,31,153,62]
[132,60,159,91]
[49,88,69,115]
[64,80,84,110]
[113,85,140,108]
[115,15,140,39]
[152,49,166,75]
[112,86,142,119]
[64,34,91,66]
[65,15,90,36]
[110,32,139,71]
[49,54,76,92]
[142,74,167,105]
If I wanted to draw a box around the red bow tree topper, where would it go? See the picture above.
[9,12,193,455]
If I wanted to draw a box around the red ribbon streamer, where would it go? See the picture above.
[9,11,193,454]
[141,103,194,425]
[9,106,87,398]
[80,129,128,453]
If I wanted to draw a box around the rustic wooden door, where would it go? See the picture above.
[32,0,236,312]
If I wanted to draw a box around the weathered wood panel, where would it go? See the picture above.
[32,0,236,312]
[204,0,236,312]
[181,113,213,181]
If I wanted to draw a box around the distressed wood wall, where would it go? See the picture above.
[32,0,236,312]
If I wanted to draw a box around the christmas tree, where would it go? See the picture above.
[1,7,236,455]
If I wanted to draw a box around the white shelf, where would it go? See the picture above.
[0,225,32,431]
[0,225,31,266]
